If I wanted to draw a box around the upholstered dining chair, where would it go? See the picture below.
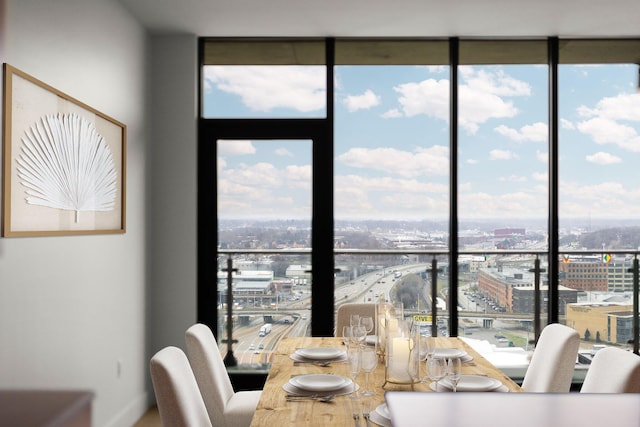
[185,323,261,427]
[580,346,640,393]
[150,346,213,427]
[335,302,377,337]
[520,323,580,392]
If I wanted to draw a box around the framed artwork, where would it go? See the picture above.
[2,64,126,237]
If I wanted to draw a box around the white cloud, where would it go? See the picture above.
[575,92,640,152]
[576,117,640,152]
[560,180,640,218]
[499,175,527,182]
[466,159,478,164]
[336,145,449,178]
[494,122,547,142]
[578,92,640,122]
[458,67,529,134]
[343,89,381,112]
[585,151,622,164]
[204,65,325,112]
[218,140,256,155]
[275,147,294,157]
[536,150,548,163]
[489,149,519,160]
[394,78,450,121]
[532,172,547,182]
[561,118,575,130]
[381,109,402,118]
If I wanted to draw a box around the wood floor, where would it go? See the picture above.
[133,406,161,427]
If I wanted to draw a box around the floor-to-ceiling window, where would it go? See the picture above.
[199,38,640,380]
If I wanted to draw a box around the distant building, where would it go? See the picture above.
[559,255,608,292]
[478,267,577,314]
[566,302,633,345]
[494,228,526,239]
[559,255,635,293]
[285,264,312,284]
[217,270,274,297]
[494,228,525,249]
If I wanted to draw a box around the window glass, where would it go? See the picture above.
[216,139,312,359]
[559,63,640,352]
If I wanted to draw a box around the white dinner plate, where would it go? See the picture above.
[295,347,345,360]
[431,348,467,359]
[375,403,390,419]
[439,375,502,392]
[289,374,352,392]
[369,404,392,427]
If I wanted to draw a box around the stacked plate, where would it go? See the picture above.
[431,347,473,362]
[290,347,348,363]
[282,374,357,396]
[429,374,506,392]
[369,403,392,427]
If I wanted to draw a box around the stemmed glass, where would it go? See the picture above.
[360,316,374,336]
[351,325,367,348]
[427,356,447,392]
[347,346,361,398]
[343,326,352,350]
[350,314,361,329]
[360,346,378,396]
[447,357,462,392]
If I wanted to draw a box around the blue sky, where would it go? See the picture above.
[205,63,640,226]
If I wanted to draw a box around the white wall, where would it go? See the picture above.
[0,1,150,426]
[146,35,198,363]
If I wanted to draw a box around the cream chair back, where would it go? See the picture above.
[186,323,261,427]
[581,346,640,393]
[150,346,212,427]
[521,323,580,392]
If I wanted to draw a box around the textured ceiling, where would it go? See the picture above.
[117,0,640,38]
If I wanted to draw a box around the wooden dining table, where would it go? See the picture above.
[249,336,522,427]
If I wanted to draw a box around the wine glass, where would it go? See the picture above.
[350,314,361,329]
[360,346,378,396]
[447,357,462,392]
[427,356,447,392]
[351,325,367,348]
[360,316,374,335]
[347,346,361,398]
[342,326,352,350]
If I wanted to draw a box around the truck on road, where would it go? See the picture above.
[258,323,272,337]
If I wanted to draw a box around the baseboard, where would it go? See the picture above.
[104,391,150,427]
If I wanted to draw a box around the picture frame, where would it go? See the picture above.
[2,64,126,237]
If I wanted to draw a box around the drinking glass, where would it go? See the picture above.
[427,357,447,392]
[360,316,374,335]
[350,314,361,329]
[360,346,378,396]
[343,326,352,349]
[351,325,367,348]
[447,357,462,392]
[347,346,361,398]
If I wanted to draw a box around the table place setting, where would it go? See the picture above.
[429,374,507,392]
[368,403,392,427]
[431,347,473,363]
[283,373,359,397]
[290,347,348,364]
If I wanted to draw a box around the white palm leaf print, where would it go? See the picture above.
[16,113,117,223]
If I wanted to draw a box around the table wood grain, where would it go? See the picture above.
[250,336,522,427]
